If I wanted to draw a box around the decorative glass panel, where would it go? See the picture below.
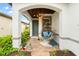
[42,16,52,31]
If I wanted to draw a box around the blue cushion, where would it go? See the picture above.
[48,32,52,37]
[43,32,48,37]
[42,31,52,39]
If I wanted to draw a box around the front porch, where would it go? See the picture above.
[25,7,60,48]
[12,4,60,48]
[27,38,59,56]
[11,3,79,55]
[29,8,59,39]
[12,4,61,56]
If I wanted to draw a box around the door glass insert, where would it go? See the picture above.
[42,16,52,32]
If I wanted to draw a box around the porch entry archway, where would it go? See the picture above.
[20,4,61,36]
[14,4,62,48]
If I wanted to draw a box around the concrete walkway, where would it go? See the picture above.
[30,38,59,56]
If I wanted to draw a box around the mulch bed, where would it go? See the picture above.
[50,50,76,56]
[8,51,31,56]
[8,48,32,56]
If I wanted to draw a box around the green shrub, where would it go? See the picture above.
[0,27,30,56]
[0,35,12,48]
[18,51,31,56]
[63,49,69,55]
[50,48,57,56]
[21,27,30,47]
[0,35,18,56]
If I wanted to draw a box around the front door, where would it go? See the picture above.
[32,20,38,36]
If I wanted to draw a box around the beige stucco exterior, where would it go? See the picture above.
[0,12,27,36]
[20,22,27,32]
[0,13,12,36]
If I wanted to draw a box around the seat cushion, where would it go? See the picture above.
[42,31,52,39]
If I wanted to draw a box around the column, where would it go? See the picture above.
[30,20,32,37]
[12,9,21,48]
[38,16,42,38]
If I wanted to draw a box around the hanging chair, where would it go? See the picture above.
[40,31,59,47]
[40,31,54,41]
[39,31,54,47]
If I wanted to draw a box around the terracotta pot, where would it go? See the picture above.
[22,48,26,50]
[20,48,25,50]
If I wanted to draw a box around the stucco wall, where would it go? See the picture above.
[68,4,79,40]
[51,12,59,44]
[0,15,12,36]
[20,22,27,32]
[0,14,26,36]
[60,4,79,55]
[52,12,59,34]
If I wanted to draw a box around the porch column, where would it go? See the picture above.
[38,17,42,38]
[30,20,32,37]
[12,9,21,48]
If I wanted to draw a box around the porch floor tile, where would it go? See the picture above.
[29,38,59,56]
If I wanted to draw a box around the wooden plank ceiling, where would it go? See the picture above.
[27,8,55,18]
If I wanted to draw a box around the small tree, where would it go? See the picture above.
[21,27,30,48]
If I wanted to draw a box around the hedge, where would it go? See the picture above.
[0,35,18,56]
[0,27,30,56]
